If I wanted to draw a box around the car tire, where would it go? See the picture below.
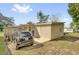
[30,42,33,46]
[16,45,20,50]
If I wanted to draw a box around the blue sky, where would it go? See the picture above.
[0,3,72,27]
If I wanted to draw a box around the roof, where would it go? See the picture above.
[35,22,64,26]
[19,23,35,27]
[5,22,64,28]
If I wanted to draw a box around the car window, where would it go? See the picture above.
[20,32,31,37]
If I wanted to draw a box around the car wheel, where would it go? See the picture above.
[15,43,20,50]
[30,42,33,46]
[16,45,19,50]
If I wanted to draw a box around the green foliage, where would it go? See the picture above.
[0,12,15,27]
[70,22,74,28]
[37,11,49,23]
[0,32,9,54]
[68,3,79,29]
[27,21,33,24]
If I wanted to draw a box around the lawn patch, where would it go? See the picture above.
[0,32,10,55]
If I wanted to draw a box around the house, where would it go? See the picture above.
[4,22,64,43]
[18,22,64,43]
[34,22,64,43]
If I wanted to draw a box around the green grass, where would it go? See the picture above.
[0,32,4,37]
[0,32,10,55]
[67,32,79,37]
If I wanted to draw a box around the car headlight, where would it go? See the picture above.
[25,38,29,41]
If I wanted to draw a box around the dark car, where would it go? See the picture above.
[13,31,34,50]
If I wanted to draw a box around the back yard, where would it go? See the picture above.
[8,32,79,55]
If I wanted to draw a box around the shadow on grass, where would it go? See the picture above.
[51,35,79,42]
[18,43,44,51]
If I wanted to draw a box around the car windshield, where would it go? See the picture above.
[20,32,31,37]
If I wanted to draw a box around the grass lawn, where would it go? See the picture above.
[0,32,10,55]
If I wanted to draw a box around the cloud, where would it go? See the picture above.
[63,18,72,27]
[11,8,17,11]
[63,18,72,22]
[11,4,32,13]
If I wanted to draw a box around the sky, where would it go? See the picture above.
[0,3,72,27]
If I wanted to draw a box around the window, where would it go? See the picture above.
[29,27,31,31]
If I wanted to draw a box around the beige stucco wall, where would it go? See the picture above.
[34,25,51,43]
[51,23,64,40]
[34,23,64,43]
[18,25,30,32]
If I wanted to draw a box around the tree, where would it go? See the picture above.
[37,11,49,23]
[27,21,33,24]
[0,12,15,31]
[0,12,14,26]
[68,3,79,29]
[70,22,74,28]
